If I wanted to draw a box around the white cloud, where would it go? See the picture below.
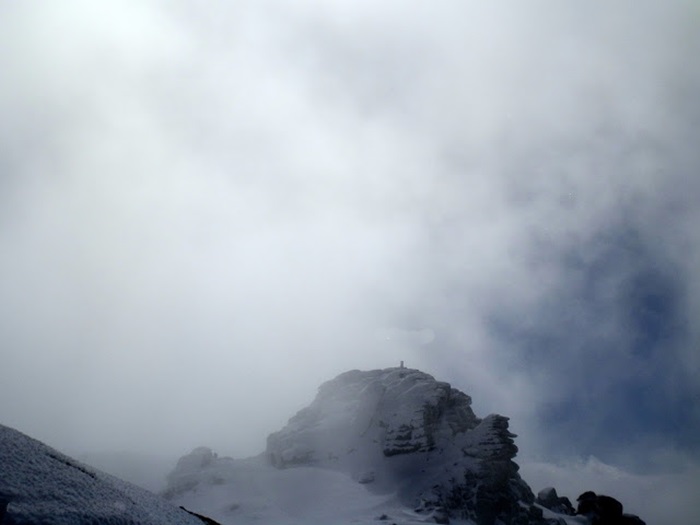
[0,7,698,517]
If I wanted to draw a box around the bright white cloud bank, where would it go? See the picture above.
[1,1,699,522]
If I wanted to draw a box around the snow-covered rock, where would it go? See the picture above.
[162,367,648,525]
[265,367,544,524]
[267,368,480,467]
[0,423,215,525]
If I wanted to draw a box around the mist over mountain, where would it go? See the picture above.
[1,1,699,524]
[77,451,175,494]
[4,366,695,523]
[163,367,648,525]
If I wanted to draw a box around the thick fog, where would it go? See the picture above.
[1,1,699,520]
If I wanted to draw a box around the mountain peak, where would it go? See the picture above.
[162,367,647,525]
[267,367,479,465]
[266,367,541,524]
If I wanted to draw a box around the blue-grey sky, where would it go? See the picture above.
[1,1,699,522]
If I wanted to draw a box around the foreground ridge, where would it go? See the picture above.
[0,424,216,525]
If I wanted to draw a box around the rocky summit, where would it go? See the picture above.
[162,367,647,525]
[0,367,650,525]
[266,367,544,525]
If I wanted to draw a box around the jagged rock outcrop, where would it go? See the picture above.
[160,367,649,525]
[575,491,646,525]
[536,487,574,515]
[267,368,479,468]
[266,367,545,525]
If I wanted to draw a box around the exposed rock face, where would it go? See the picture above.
[267,368,479,467]
[266,367,545,525]
[160,367,648,525]
[536,487,574,515]
[575,491,646,525]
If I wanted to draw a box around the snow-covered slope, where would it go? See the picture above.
[0,424,213,525]
[166,451,408,525]
[165,368,553,525]
[162,367,647,525]
[164,448,598,525]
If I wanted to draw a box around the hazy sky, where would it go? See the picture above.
[1,1,699,521]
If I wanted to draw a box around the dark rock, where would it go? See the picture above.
[180,506,224,525]
[597,494,623,520]
[536,487,574,515]
[576,491,599,516]
[576,491,642,525]
[0,496,8,522]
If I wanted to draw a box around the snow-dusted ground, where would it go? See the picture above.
[165,452,600,525]
[0,421,595,525]
[163,368,583,525]
[0,419,579,525]
[167,454,479,525]
[163,447,591,525]
[0,424,205,525]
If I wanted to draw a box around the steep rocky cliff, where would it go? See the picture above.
[266,367,545,525]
